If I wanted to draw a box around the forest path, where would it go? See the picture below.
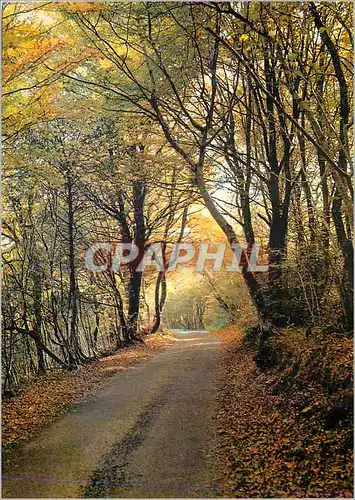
[3,331,222,498]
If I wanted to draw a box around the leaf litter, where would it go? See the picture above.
[216,326,353,498]
[2,334,173,448]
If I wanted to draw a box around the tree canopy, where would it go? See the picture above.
[2,1,353,390]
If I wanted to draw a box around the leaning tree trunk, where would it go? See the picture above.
[194,166,267,321]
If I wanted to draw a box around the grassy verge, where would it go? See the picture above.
[216,325,353,498]
[2,333,174,449]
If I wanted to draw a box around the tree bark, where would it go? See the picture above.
[32,256,46,374]
[127,180,146,340]
[67,170,79,368]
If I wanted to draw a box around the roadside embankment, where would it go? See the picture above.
[216,325,353,497]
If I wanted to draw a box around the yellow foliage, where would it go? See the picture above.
[2,3,98,139]
[57,3,104,13]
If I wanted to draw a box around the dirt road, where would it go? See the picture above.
[3,331,222,498]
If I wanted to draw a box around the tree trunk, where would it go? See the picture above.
[127,180,146,340]
[195,166,266,320]
[32,257,45,374]
[127,271,143,339]
[67,169,83,368]
[151,206,188,334]
[332,190,354,330]
[151,272,167,334]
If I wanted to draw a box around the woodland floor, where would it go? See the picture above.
[216,325,353,498]
[2,333,174,449]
